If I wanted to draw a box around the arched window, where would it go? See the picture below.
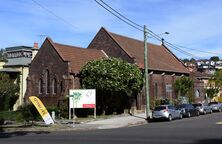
[195,90,200,98]
[39,79,43,94]
[52,78,57,94]
[45,70,50,94]
[60,81,63,93]
[154,83,158,98]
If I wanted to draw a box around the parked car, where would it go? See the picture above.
[177,104,200,117]
[192,103,212,114]
[152,105,183,121]
[208,102,222,112]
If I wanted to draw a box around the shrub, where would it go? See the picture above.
[155,98,170,106]
[17,103,40,122]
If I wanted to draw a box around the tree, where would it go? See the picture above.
[80,58,143,114]
[210,56,220,61]
[0,73,20,111]
[173,76,194,102]
[205,70,222,100]
[211,70,222,88]
[181,58,189,63]
[190,58,196,63]
[204,88,219,99]
[0,49,7,62]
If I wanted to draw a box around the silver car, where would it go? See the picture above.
[208,102,222,112]
[192,103,212,114]
[152,105,183,121]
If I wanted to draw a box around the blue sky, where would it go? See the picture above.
[1,0,222,59]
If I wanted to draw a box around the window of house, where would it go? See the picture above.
[52,78,57,94]
[39,79,43,94]
[45,70,50,94]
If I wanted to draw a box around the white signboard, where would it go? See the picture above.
[69,89,96,108]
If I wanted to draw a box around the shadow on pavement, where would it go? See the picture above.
[194,139,222,144]
[0,131,50,138]
[129,113,147,120]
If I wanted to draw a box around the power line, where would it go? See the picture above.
[98,0,144,29]
[31,0,76,30]
[94,0,143,32]
[95,0,199,58]
[164,41,199,58]
[172,44,222,56]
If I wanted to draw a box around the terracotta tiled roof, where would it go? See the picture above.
[105,29,189,74]
[48,38,106,73]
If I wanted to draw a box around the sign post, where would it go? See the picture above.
[68,89,96,127]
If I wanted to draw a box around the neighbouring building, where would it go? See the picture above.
[25,38,106,106]
[88,27,190,109]
[0,43,39,110]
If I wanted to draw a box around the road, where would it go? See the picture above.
[1,112,222,144]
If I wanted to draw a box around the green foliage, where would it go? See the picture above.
[0,111,22,122]
[210,70,222,89]
[80,58,143,96]
[0,73,20,111]
[204,88,219,99]
[205,70,222,100]
[0,49,7,62]
[17,103,40,121]
[181,58,190,63]
[210,56,220,61]
[80,57,143,114]
[155,98,170,106]
[190,58,196,63]
[174,76,194,97]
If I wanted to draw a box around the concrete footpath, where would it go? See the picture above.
[82,113,147,129]
[1,113,147,132]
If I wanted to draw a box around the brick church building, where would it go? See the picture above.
[25,27,191,110]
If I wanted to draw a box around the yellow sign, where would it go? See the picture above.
[29,96,54,125]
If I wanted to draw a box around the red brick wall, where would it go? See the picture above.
[25,39,72,106]
[88,28,134,63]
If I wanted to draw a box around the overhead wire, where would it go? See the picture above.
[31,0,76,30]
[172,44,222,56]
[94,0,144,32]
[95,0,199,58]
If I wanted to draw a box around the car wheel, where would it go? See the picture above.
[187,112,191,118]
[179,113,183,119]
[168,115,172,121]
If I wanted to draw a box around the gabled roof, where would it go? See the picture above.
[46,38,106,73]
[101,27,189,74]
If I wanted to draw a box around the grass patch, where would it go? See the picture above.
[0,111,23,122]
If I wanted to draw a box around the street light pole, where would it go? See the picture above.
[144,25,150,119]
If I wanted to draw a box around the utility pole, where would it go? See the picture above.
[144,25,150,119]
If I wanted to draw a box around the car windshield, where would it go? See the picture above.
[209,102,218,105]
[154,106,166,111]
[177,104,186,108]
[193,104,202,107]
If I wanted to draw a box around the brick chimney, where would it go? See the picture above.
[32,42,39,60]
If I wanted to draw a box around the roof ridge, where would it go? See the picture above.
[101,27,133,58]
[109,31,162,47]
[54,42,85,49]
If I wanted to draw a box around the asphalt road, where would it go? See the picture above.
[1,112,222,144]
